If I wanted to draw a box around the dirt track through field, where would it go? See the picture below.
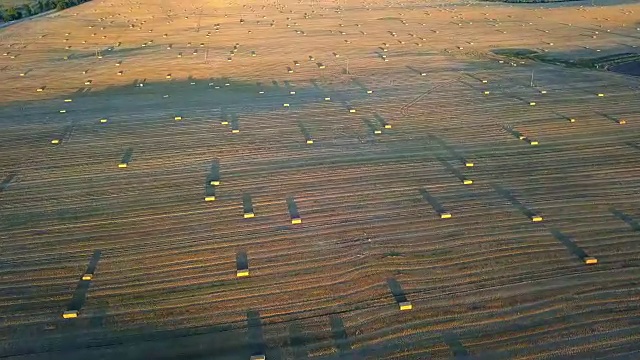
[0,0,640,358]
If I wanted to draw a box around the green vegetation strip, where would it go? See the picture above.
[492,48,640,70]
[1,0,92,22]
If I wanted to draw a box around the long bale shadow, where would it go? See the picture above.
[120,147,133,164]
[219,107,229,124]
[431,135,471,166]
[442,332,470,359]
[247,310,266,357]
[491,183,538,220]
[204,184,216,199]
[84,250,101,278]
[501,125,527,141]
[288,321,309,359]
[67,280,91,313]
[287,197,300,220]
[363,118,380,134]
[329,315,351,356]
[420,188,446,215]
[208,159,221,185]
[351,78,371,93]
[550,229,590,262]
[406,65,426,76]
[611,208,640,231]
[309,79,333,101]
[59,123,75,143]
[243,193,254,215]
[435,156,468,183]
[298,120,312,142]
[386,278,408,304]
[230,112,239,132]
[594,110,624,125]
[236,250,248,272]
[67,250,102,313]
[373,113,390,129]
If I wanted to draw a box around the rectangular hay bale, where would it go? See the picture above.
[62,310,79,319]
[237,269,249,277]
[584,256,598,265]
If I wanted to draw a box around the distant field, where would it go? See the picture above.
[481,0,581,3]
[0,0,639,358]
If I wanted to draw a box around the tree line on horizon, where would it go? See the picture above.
[0,0,91,22]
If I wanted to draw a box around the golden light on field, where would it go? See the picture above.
[0,0,639,357]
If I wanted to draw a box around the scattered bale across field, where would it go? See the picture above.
[287,197,302,224]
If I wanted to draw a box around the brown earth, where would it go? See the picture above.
[0,0,639,358]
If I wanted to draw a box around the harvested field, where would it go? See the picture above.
[0,0,640,358]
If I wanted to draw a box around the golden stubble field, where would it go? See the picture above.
[0,0,640,358]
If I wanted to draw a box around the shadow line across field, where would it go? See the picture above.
[0,76,369,128]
